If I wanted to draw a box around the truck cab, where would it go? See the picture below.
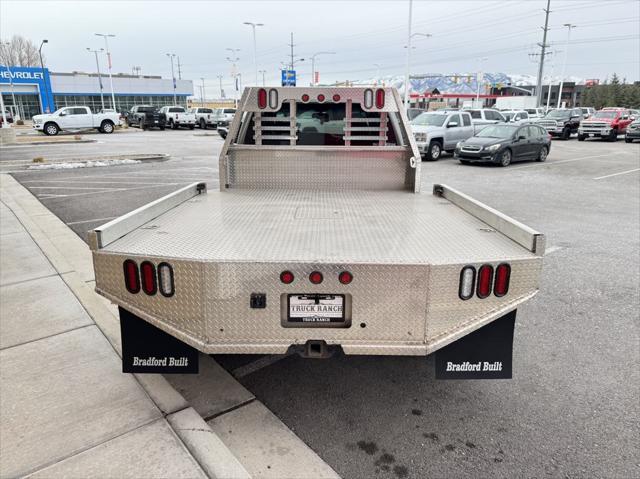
[90,87,544,364]
[159,105,196,130]
[537,108,583,140]
[410,110,475,160]
[578,109,632,141]
[190,107,215,129]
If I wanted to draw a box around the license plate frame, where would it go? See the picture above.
[287,294,346,324]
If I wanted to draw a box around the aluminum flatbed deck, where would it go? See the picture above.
[102,188,536,265]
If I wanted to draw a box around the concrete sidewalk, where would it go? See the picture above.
[0,173,340,479]
[0,177,248,478]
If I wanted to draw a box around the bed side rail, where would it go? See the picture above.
[88,182,206,250]
[433,184,545,255]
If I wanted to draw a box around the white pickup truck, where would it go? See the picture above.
[32,106,121,136]
[90,87,544,377]
[158,106,196,130]
[190,107,216,129]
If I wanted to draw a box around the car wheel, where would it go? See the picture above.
[537,146,548,162]
[159,125,165,131]
[100,121,114,134]
[44,122,59,136]
[608,129,618,142]
[200,119,206,129]
[125,118,131,127]
[426,141,442,161]
[170,120,177,130]
[189,124,195,130]
[624,137,632,143]
[140,121,146,131]
[499,149,512,167]
[578,134,586,141]
[561,127,571,140]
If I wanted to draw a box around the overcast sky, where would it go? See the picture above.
[1,0,638,94]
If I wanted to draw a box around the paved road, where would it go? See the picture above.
[8,132,640,478]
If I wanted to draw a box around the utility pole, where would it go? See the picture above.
[38,39,50,112]
[557,24,576,108]
[403,0,413,109]
[166,53,177,105]
[177,56,182,79]
[258,70,266,86]
[534,0,551,108]
[87,48,105,110]
[226,48,240,104]
[475,57,488,106]
[289,32,294,71]
[200,77,205,106]
[217,74,225,98]
[95,33,116,110]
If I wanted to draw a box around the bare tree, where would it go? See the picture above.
[0,35,43,67]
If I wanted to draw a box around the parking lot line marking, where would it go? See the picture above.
[66,216,118,225]
[231,353,294,379]
[510,154,613,169]
[22,180,182,186]
[545,245,565,255]
[28,186,118,190]
[39,183,185,199]
[593,168,640,180]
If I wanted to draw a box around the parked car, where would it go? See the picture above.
[213,108,236,127]
[410,111,475,160]
[536,108,582,139]
[125,105,166,130]
[159,106,196,130]
[524,107,546,120]
[628,109,639,120]
[624,118,640,143]
[578,109,632,142]
[190,107,216,129]
[455,123,551,167]
[32,106,121,136]
[501,110,530,125]
[579,107,595,119]
[407,108,426,121]
[464,108,507,127]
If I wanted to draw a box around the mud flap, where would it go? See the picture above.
[435,310,516,379]
[119,307,199,374]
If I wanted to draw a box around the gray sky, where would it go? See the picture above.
[2,0,639,94]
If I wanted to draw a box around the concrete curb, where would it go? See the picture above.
[0,174,250,479]
[0,154,170,173]
[0,139,97,147]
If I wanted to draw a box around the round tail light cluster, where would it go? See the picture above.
[458,263,510,300]
[279,270,353,285]
[280,271,295,284]
[309,271,323,284]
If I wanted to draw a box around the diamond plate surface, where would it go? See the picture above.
[102,190,537,265]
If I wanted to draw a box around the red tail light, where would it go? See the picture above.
[375,89,385,109]
[309,271,323,284]
[257,88,267,109]
[280,271,295,284]
[333,94,341,102]
[301,94,309,102]
[338,271,353,284]
[476,264,493,299]
[494,263,511,297]
[123,260,140,294]
[140,261,157,295]
[317,94,325,102]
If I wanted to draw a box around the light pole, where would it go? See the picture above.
[226,48,240,104]
[0,42,19,120]
[243,22,264,86]
[200,77,206,106]
[95,33,116,110]
[403,0,431,109]
[87,48,105,111]
[38,39,50,113]
[310,52,335,86]
[475,57,488,106]
[216,74,225,98]
[557,24,576,108]
[258,70,266,86]
[166,53,177,105]
[373,63,381,82]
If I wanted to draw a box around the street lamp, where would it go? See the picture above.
[243,22,264,86]
[557,24,576,108]
[94,33,116,110]
[166,53,177,105]
[373,63,382,82]
[0,42,19,120]
[310,51,335,86]
[38,39,50,113]
[403,0,432,108]
[200,77,206,106]
[475,57,488,106]
[258,70,267,86]
[87,47,105,111]
[216,74,225,99]
[226,49,240,104]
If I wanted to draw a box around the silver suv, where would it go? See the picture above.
[410,111,475,161]
[465,108,507,126]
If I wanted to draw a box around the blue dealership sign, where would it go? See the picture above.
[0,65,54,112]
[281,70,296,87]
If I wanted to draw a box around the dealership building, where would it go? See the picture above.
[0,65,193,119]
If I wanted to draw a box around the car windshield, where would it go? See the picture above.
[502,112,515,120]
[138,107,156,113]
[411,113,446,126]
[546,110,571,118]
[223,109,236,114]
[199,108,213,113]
[476,125,519,138]
[593,111,618,119]
[526,109,539,115]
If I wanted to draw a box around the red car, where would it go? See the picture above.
[578,109,633,141]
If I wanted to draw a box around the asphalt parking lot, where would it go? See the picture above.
[4,130,639,478]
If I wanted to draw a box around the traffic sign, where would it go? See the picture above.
[281,70,296,87]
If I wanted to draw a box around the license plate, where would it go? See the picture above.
[589,133,594,137]
[154,120,158,123]
[288,294,345,323]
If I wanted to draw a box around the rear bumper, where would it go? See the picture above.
[578,126,613,136]
[625,130,640,139]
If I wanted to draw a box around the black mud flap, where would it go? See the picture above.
[435,310,516,380]
[119,307,199,374]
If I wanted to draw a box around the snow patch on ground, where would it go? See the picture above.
[28,159,141,170]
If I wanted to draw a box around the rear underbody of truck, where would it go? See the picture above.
[90,87,544,357]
